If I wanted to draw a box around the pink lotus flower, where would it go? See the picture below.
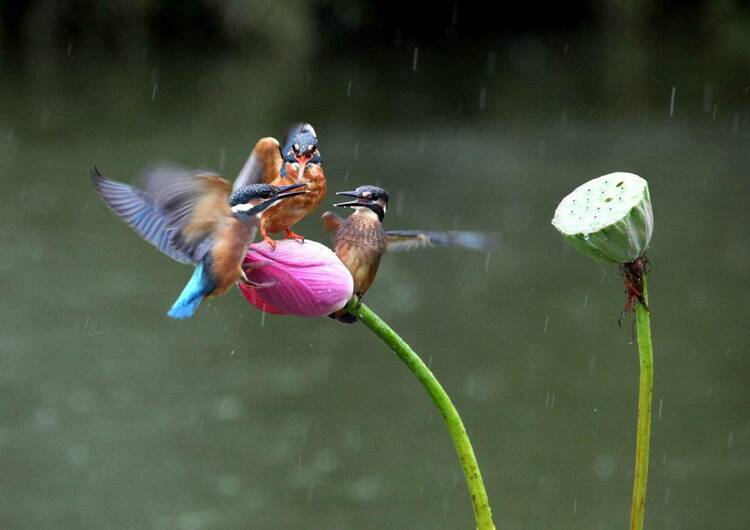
[237,239,354,317]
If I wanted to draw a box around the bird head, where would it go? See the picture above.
[334,185,390,222]
[281,123,321,176]
[230,183,307,216]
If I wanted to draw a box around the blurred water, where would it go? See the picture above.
[0,35,748,530]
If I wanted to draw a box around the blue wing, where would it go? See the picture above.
[91,165,231,264]
[92,167,194,263]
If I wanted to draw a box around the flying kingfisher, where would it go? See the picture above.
[323,185,499,323]
[91,165,306,319]
[233,123,326,248]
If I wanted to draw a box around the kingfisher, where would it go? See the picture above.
[91,165,307,319]
[233,123,326,248]
[323,185,500,324]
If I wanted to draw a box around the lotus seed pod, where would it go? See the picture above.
[551,172,653,264]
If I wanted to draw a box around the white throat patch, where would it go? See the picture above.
[231,203,255,213]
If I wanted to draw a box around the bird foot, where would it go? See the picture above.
[262,236,278,250]
[284,229,305,243]
[239,267,275,289]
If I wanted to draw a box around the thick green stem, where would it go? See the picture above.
[630,274,653,530]
[345,298,496,530]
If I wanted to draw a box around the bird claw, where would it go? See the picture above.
[262,236,278,250]
[284,229,305,243]
[239,264,275,289]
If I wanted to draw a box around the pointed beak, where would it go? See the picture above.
[249,186,308,215]
[334,190,368,208]
[335,190,364,199]
[333,200,360,208]
[276,182,308,199]
[293,145,316,175]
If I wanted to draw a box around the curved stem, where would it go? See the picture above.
[345,298,496,530]
[630,274,653,530]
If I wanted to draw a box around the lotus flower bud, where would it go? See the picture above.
[238,240,354,317]
[552,172,654,263]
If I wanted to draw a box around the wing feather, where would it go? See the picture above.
[91,169,193,263]
[233,137,282,191]
[321,211,344,240]
[386,230,500,253]
[92,165,233,264]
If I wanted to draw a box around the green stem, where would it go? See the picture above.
[345,298,496,530]
[630,274,653,530]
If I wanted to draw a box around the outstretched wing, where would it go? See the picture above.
[233,137,282,191]
[321,211,344,239]
[385,230,501,253]
[92,164,232,264]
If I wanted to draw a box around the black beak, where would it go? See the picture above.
[334,190,369,208]
[249,185,308,215]
[276,182,307,199]
[334,199,362,208]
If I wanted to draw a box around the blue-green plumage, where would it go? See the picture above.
[280,123,321,177]
[167,260,216,319]
[92,166,307,320]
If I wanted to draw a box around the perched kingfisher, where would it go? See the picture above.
[233,123,326,248]
[323,185,500,324]
[91,165,306,319]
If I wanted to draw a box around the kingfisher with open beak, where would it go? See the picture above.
[233,123,326,248]
[325,185,390,323]
[91,165,306,319]
[323,185,500,324]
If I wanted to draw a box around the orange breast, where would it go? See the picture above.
[262,164,326,234]
[208,219,254,297]
[334,213,388,296]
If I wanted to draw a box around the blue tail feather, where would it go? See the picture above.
[167,261,215,320]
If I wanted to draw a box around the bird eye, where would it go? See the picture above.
[293,143,300,152]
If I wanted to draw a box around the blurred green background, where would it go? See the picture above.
[1,1,749,529]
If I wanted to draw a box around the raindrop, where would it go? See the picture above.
[346,80,352,96]
[669,85,676,116]
[412,46,419,71]
[478,86,487,111]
